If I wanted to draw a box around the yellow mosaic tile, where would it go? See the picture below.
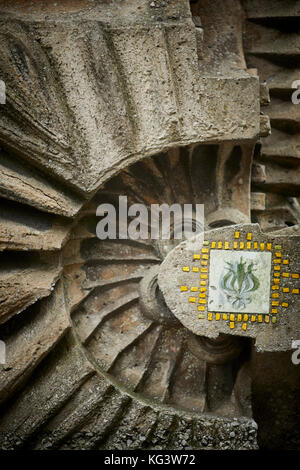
[181,232,294,332]
[272,317,277,324]
[203,241,209,246]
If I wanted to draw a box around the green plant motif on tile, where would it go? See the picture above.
[220,257,260,309]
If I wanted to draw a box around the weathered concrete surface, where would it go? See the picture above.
[0,330,258,450]
[0,280,70,405]
[0,0,260,194]
[0,260,61,325]
[252,349,300,450]
[0,333,95,449]
[0,150,83,217]
[158,223,300,352]
[0,203,73,252]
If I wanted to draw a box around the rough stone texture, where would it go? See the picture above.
[0,202,73,252]
[244,0,300,233]
[0,0,260,194]
[0,331,258,450]
[0,333,95,449]
[0,280,70,405]
[0,262,62,325]
[243,2,300,449]
[0,150,83,218]
[252,349,300,450]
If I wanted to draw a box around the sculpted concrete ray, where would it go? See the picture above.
[0,0,260,194]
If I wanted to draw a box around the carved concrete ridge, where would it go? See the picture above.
[0,0,260,194]
[159,223,300,352]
